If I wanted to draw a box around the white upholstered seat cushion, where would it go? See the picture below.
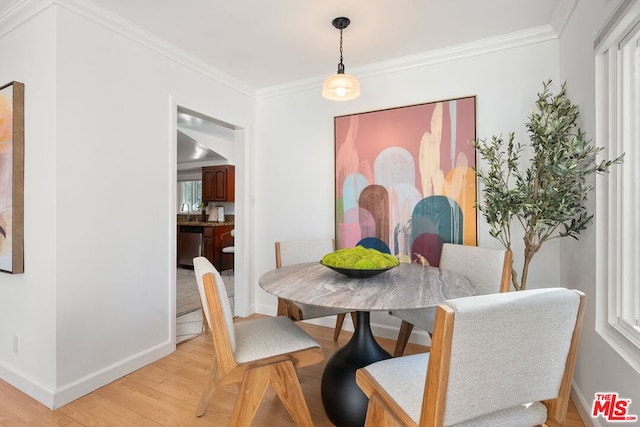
[233,316,321,364]
[363,354,546,426]
[363,353,429,422]
[194,256,321,364]
[452,404,547,427]
[391,306,435,331]
[294,302,351,318]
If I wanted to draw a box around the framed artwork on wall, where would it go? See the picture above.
[0,81,25,274]
[334,96,477,267]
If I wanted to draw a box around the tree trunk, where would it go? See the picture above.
[518,253,534,291]
[511,268,519,291]
[518,234,541,291]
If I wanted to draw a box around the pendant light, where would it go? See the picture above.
[322,17,360,101]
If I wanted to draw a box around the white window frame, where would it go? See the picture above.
[595,0,640,373]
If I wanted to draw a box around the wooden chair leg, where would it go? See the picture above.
[231,366,271,426]
[196,358,221,417]
[365,394,406,427]
[198,301,210,335]
[200,310,210,335]
[277,298,290,317]
[334,312,358,341]
[334,313,346,341]
[393,321,414,357]
[271,361,314,427]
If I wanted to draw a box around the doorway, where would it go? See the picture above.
[175,105,239,342]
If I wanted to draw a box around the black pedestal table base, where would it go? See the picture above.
[321,311,391,427]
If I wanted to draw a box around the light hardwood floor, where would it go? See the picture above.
[0,315,586,426]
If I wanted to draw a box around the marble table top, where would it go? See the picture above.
[259,262,476,311]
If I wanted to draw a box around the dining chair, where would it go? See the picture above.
[193,257,324,425]
[356,287,586,426]
[275,239,356,341]
[221,229,235,254]
[391,243,512,356]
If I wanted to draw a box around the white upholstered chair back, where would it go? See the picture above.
[437,288,582,425]
[439,243,511,295]
[275,238,335,267]
[194,256,236,351]
[275,238,353,341]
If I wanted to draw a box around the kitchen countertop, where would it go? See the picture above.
[177,220,234,227]
[177,214,234,227]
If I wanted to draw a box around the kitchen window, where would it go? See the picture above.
[178,180,203,213]
[595,0,640,372]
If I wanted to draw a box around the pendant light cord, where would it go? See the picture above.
[339,28,344,67]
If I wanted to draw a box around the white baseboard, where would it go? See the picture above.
[52,341,174,408]
[572,383,599,427]
[0,360,56,408]
[0,340,174,409]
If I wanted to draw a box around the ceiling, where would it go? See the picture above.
[177,107,233,166]
[0,0,564,90]
[0,0,564,161]
[176,130,224,164]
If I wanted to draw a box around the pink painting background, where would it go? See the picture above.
[334,97,477,264]
[0,85,14,271]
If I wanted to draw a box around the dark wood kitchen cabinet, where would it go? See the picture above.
[203,225,234,271]
[202,165,235,202]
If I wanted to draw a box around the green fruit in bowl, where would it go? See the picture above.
[321,246,399,270]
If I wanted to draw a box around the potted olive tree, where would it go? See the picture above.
[474,80,624,291]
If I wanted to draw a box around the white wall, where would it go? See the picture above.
[0,5,58,405]
[559,1,640,424]
[254,38,560,338]
[0,1,254,408]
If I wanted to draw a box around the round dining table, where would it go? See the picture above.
[259,261,475,427]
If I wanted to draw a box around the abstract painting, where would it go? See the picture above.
[334,96,477,266]
[0,81,24,274]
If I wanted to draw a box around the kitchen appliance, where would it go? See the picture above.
[209,206,225,222]
[178,225,203,267]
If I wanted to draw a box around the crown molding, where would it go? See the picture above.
[0,0,53,39]
[594,0,639,52]
[256,25,558,100]
[1,0,560,102]
[550,0,578,37]
[0,0,256,98]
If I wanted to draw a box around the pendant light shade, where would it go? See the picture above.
[322,72,360,101]
[322,17,360,101]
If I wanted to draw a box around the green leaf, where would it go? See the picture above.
[474,79,624,290]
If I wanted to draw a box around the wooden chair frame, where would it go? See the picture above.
[275,240,356,341]
[358,291,586,426]
[196,271,324,426]
[393,249,513,357]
